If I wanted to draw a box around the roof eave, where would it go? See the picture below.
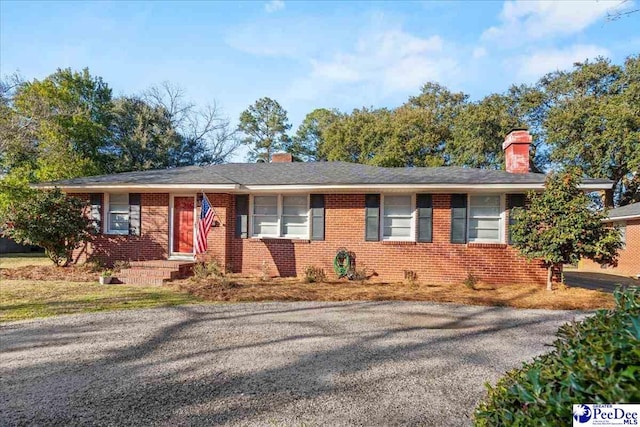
[34,183,240,192]
[605,214,640,222]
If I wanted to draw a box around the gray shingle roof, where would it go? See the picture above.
[607,202,640,219]
[41,161,613,188]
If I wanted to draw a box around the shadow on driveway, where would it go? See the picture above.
[564,271,639,293]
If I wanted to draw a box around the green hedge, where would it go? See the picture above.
[475,287,640,427]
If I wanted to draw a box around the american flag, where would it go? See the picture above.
[196,193,216,254]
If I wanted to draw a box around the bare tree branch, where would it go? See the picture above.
[142,82,239,165]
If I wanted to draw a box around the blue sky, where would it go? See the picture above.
[2,0,639,157]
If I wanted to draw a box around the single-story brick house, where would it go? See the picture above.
[41,130,612,286]
[579,202,640,278]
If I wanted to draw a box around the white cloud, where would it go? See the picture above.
[514,44,610,80]
[295,30,456,97]
[264,0,285,13]
[472,47,487,59]
[483,0,617,43]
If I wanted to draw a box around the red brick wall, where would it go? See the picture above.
[222,193,551,286]
[71,191,554,285]
[579,219,640,277]
[72,193,169,266]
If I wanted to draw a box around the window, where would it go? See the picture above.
[252,196,278,236]
[251,195,309,239]
[107,193,130,235]
[468,195,502,243]
[282,195,308,238]
[382,195,413,240]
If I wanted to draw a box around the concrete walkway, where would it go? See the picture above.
[0,302,587,426]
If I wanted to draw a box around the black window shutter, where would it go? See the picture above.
[365,194,380,241]
[450,194,467,244]
[508,193,526,244]
[310,194,325,241]
[129,193,141,236]
[90,193,102,233]
[235,195,249,238]
[417,194,433,242]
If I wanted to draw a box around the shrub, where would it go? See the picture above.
[0,188,94,266]
[113,260,130,272]
[304,266,327,283]
[261,260,270,281]
[192,260,222,281]
[463,273,479,290]
[474,287,640,426]
[404,270,418,285]
[349,265,369,282]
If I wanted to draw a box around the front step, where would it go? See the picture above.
[119,268,182,280]
[117,260,195,285]
[120,276,169,286]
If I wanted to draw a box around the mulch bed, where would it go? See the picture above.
[173,275,615,310]
[1,265,99,282]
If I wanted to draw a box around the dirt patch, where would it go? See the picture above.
[174,275,615,310]
[1,265,99,283]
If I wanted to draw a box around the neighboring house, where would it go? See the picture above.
[579,202,640,278]
[40,130,612,286]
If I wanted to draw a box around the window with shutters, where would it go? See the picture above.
[105,193,130,235]
[251,195,309,239]
[381,194,414,241]
[468,194,504,243]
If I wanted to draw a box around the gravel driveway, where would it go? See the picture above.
[0,302,586,426]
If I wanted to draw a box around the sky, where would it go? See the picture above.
[1,0,639,159]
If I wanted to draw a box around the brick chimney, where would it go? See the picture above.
[503,129,531,174]
[271,152,293,163]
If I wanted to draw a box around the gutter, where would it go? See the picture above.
[33,182,612,194]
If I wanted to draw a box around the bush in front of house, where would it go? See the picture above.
[1,188,94,266]
[474,287,640,426]
[303,265,327,283]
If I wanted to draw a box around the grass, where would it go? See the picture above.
[0,280,202,323]
[0,253,50,269]
[177,276,616,310]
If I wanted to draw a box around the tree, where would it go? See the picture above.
[534,56,640,206]
[511,170,622,291]
[144,82,239,166]
[0,188,94,266]
[316,83,469,167]
[319,107,394,164]
[237,97,291,162]
[449,94,525,169]
[11,68,113,181]
[107,96,181,172]
[291,108,341,161]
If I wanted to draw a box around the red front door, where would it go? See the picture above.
[172,197,194,253]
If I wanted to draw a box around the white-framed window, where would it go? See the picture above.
[282,195,308,238]
[252,195,278,236]
[106,193,130,235]
[381,194,414,241]
[468,194,503,243]
[251,194,309,239]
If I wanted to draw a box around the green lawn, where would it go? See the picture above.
[0,280,202,322]
[0,253,51,269]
